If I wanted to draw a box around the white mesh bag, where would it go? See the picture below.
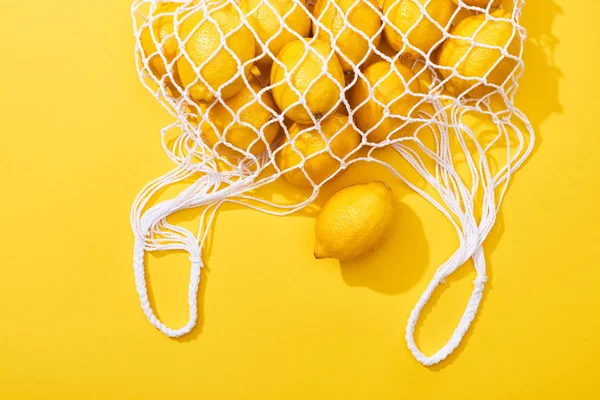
[130,0,534,366]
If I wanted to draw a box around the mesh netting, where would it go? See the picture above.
[130,0,534,366]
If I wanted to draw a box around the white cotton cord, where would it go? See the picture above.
[405,225,489,366]
[130,0,535,365]
[130,160,259,336]
[133,236,202,337]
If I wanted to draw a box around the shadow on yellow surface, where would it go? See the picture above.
[300,156,431,294]
[517,0,564,145]
[339,201,429,295]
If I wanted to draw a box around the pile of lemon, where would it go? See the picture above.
[141,0,518,261]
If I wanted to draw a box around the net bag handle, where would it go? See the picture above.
[130,161,259,337]
[133,236,202,338]
[405,230,487,366]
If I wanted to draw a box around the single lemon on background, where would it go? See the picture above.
[200,76,280,159]
[437,9,520,98]
[349,60,421,143]
[277,112,361,187]
[176,2,255,102]
[241,0,312,68]
[383,0,455,58]
[454,0,502,8]
[314,181,394,261]
[270,39,345,124]
[140,2,182,89]
[312,0,382,71]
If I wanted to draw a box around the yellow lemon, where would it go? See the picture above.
[367,40,435,92]
[451,6,477,27]
[314,181,394,261]
[241,0,312,68]
[454,0,502,8]
[403,60,436,93]
[437,10,520,97]
[140,2,182,89]
[270,39,345,124]
[349,60,421,143]
[312,0,382,71]
[200,77,280,159]
[366,36,399,66]
[383,0,455,58]
[176,2,255,102]
[277,112,361,187]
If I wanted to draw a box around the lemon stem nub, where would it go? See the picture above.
[314,244,327,259]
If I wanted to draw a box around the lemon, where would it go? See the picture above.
[437,10,520,97]
[383,0,455,58]
[367,40,436,92]
[140,2,182,89]
[404,60,437,93]
[314,182,394,261]
[451,6,477,27]
[176,2,255,102]
[312,0,382,71]
[454,0,502,8]
[277,112,361,187]
[200,77,280,159]
[365,36,398,67]
[271,39,345,124]
[349,60,421,143]
[241,0,312,68]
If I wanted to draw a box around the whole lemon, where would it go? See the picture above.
[437,10,520,97]
[277,112,361,187]
[177,3,255,102]
[241,0,312,68]
[383,0,455,58]
[315,182,394,261]
[140,2,182,87]
[270,39,345,124]
[312,0,382,71]
[454,0,502,8]
[349,60,421,143]
[200,77,280,159]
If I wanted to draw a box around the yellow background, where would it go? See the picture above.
[1,0,598,398]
